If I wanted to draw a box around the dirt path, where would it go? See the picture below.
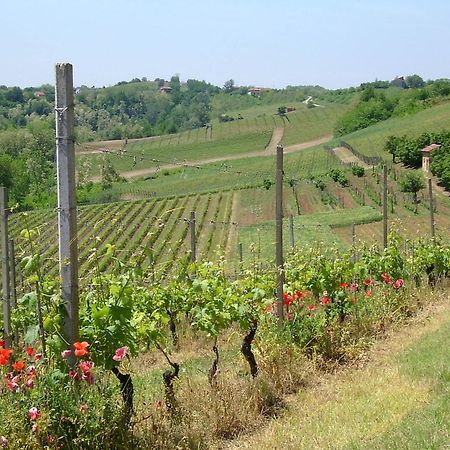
[265,127,284,152]
[332,146,372,168]
[90,132,332,182]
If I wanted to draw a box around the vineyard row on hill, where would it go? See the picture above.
[3,192,235,291]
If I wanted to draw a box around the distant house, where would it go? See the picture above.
[34,91,46,98]
[248,87,272,96]
[421,143,441,172]
[159,86,173,93]
[391,76,407,89]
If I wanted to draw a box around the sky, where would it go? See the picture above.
[2,0,450,89]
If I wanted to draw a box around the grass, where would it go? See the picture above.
[340,100,450,158]
[238,206,382,262]
[229,291,450,450]
[281,104,350,146]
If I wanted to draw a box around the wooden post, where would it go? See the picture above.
[383,164,388,249]
[238,242,243,264]
[0,187,11,346]
[8,240,16,309]
[55,63,79,351]
[428,178,436,242]
[289,214,295,248]
[190,211,196,262]
[275,145,285,326]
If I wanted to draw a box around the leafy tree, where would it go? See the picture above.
[399,172,425,204]
[405,74,425,89]
[223,79,235,93]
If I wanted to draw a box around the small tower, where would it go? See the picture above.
[421,143,441,172]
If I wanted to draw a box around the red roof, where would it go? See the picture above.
[422,143,441,153]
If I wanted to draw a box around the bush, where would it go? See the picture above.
[328,168,349,187]
[351,165,365,177]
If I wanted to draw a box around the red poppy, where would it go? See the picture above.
[26,347,34,357]
[283,293,294,307]
[340,282,349,289]
[363,278,373,286]
[294,291,304,300]
[12,360,25,372]
[350,283,359,292]
[73,341,89,357]
[307,304,317,312]
[0,348,13,366]
[320,296,331,306]
[392,279,404,289]
[0,340,5,348]
[365,290,373,297]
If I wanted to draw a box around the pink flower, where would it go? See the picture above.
[350,283,359,292]
[392,279,404,289]
[113,346,129,362]
[307,304,317,312]
[68,370,79,381]
[25,378,34,389]
[381,273,392,284]
[363,278,373,286]
[82,371,96,385]
[79,361,94,374]
[28,407,41,421]
[365,290,373,297]
[286,312,293,321]
[27,365,36,376]
[34,353,42,361]
[61,350,72,359]
[0,436,8,447]
[6,375,20,392]
[155,400,162,409]
[31,424,38,433]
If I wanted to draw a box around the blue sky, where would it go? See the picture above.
[2,0,450,89]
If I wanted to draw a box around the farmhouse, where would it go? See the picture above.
[159,86,173,93]
[421,143,441,172]
[391,76,406,89]
[248,87,272,96]
[34,91,46,98]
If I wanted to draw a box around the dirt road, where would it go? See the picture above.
[90,130,332,182]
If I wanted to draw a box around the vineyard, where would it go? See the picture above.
[1,70,450,449]
[5,192,236,287]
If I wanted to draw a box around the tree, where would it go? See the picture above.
[223,79,235,93]
[399,172,425,204]
[405,74,425,89]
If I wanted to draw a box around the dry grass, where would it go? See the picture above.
[226,291,450,449]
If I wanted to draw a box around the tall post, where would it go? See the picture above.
[0,187,11,346]
[352,222,357,262]
[383,164,388,249]
[428,178,436,242]
[190,211,196,262]
[275,145,285,326]
[55,63,79,350]
[289,214,295,248]
[8,240,16,309]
